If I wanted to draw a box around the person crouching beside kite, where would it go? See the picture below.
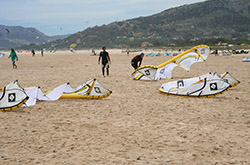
[8,48,18,69]
[131,52,144,70]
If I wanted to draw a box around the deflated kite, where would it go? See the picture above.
[0,79,112,111]
[132,45,210,80]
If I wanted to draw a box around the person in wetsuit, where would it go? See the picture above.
[131,53,144,70]
[98,47,111,77]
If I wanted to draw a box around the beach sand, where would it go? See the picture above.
[0,49,249,164]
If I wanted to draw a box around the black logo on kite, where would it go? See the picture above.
[210,83,218,90]
[177,80,184,88]
[8,93,16,102]
[145,70,150,76]
[94,87,101,93]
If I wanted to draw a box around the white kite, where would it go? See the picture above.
[220,72,240,87]
[0,80,29,111]
[132,45,210,80]
[0,79,112,110]
[0,53,5,58]
[159,72,239,97]
[23,79,112,107]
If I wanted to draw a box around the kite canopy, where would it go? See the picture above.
[146,53,160,57]
[159,72,236,97]
[60,79,112,99]
[1,79,111,110]
[0,80,29,111]
[132,45,210,80]
[0,53,5,58]
[22,79,112,107]
[132,65,158,80]
[70,44,77,49]
[242,57,250,62]
[70,44,77,53]
[220,72,240,87]
[160,72,212,91]
[23,83,74,107]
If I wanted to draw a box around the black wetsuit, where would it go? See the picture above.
[131,55,143,70]
[99,51,110,76]
[100,51,109,66]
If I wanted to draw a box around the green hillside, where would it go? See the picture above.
[20,0,250,50]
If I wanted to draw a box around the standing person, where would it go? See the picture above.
[98,47,111,77]
[41,49,44,56]
[131,53,144,70]
[215,49,218,56]
[8,48,18,69]
[92,49,96,55]
[32,49,35,56]
[126,47,130,56]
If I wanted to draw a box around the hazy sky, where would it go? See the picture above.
[0,0,207,36]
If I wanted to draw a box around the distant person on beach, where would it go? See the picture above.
[41,49,44,56]
[70,48,75,53]
[92,49,96,55]
[32,49,35,56]
[8,48,18,69]
[53,48,56,53]
[126,48,130,56]
[215,49,218,56]
[98,47,111,77]
[131,53,144,70]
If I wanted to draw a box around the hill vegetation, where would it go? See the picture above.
[10,0,250,50]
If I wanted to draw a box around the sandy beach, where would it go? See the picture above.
[0,49,250,164]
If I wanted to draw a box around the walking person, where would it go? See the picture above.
[98,47,111,77]
[8,48,18,69]
[32,49,35,56]
[131,53,144,70]
[41,49,44,56]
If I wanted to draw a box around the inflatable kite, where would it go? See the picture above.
[132,45,210,80]
[220,72,240,87]
[242,57,250,62]
[146,53,161,57]
[0,80,29,111]
[159,72,239,97]
[0,53,5,58]
[0,79,112,111]
[70,44,77,53]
